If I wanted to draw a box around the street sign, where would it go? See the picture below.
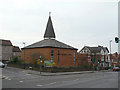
[44,61,52,67]
[52,62,56,66]
[39,56,42,60]
[37,59,44,65]
[44,61,56,67]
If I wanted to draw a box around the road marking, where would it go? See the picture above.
[19,81,24,83]
[36,85,43,87]
[8,79,11,80]
[73,79,79,81]
[26,74,31,75]
[46,82,56,86]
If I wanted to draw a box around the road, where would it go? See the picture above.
[1,67,119,88]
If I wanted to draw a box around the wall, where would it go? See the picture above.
[0,40,2,60]
[49,48,77,67]
[21,47,77,67]
[2,46,13,60]
[13,52,21,60]
[76,53,88,66]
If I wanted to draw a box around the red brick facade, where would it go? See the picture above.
[111,52,119,67]
[76,53,88,66]
[21,47,78,67]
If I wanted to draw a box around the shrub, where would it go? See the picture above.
[83,64,89,69]
[9,56,21,64]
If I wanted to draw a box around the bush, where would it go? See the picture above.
[8,56,21,64]
[83,64,89,69]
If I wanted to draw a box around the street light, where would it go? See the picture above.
[109,40,112,68]
[23,42,26,69]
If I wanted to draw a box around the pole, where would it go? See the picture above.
[39,56,42,75]
[109,40,112,69]
[40,60,41,74]
[58,51,60,66]
[23,42,26,69]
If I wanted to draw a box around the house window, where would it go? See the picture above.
[51,50,54,61]
[83,50,84,53]
[101,56,104,61]
[74,52,76,64]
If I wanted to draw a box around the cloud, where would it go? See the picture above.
[0,0,118,53]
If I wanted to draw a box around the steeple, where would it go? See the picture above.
[44,12,56,39]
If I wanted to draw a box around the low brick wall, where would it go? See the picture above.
[7,63,92,72]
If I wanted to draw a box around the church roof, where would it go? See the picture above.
[22,13,77,50]
[23,39,77,50]
[44,16,56,39]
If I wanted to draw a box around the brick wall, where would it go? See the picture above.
[21,47,77,67]
[2,46,13,60]
[76,53,88,66]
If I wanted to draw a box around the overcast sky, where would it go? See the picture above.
[0,0,118,53]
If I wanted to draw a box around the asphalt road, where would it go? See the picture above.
[2,67,119,88]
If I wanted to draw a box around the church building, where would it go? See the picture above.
[21,14,78,67]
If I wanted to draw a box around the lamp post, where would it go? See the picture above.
[23,42,26,69]
[109,40,112,68]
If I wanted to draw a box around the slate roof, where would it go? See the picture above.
[80,46,109,53]
[23,39,77,50]
[13,46,21,52]
[87,46,101,53]
[23,14,77,50]
[0,39,13,46]
[44,16,56,39]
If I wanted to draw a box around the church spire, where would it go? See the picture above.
[44,12,56,39]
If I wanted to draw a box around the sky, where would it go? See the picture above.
[0,0,119,53]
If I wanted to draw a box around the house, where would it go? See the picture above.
[13,46,21,59]
[111,52,119,68]
[21,14,78,67]
[0,39,13,61]
[79,46,110,68]
[0,39,21,62]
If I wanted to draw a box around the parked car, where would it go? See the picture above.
[0,62,5,68]
[113,67,120,71]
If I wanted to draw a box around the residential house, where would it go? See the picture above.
[0,39,13,61]
[0,39,21,62]
[79,46,109,68]
[13,46,21,59]
[111,52,119,68]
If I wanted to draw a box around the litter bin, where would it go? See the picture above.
[29,67,32,70]
[28,67,33,74]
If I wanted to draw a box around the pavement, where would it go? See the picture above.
[1,66,110,78]
[18,67,109,76]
